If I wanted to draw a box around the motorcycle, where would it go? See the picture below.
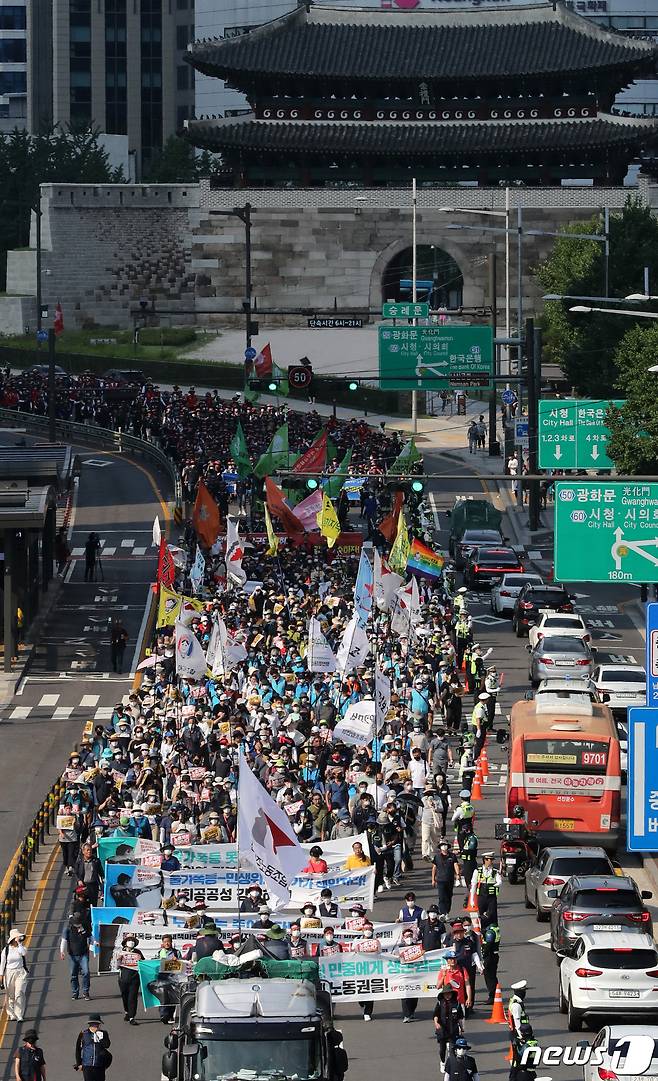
[495,820,539,885]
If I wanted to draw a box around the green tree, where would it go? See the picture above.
[144,135,221,183]
[606,322,658,474]
[535,197,658,396]
[0,127,123,289]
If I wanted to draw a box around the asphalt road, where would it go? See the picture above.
[0,448,650,1081]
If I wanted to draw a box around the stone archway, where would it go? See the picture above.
[369,237,466,310]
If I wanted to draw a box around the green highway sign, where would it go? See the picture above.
[378,324,494,391]
[555,481,658,583]
[538,399,624,469]
[382,301,429,320]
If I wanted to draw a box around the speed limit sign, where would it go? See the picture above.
[288,365,313,390]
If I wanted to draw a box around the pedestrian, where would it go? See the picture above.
[84,533,101,582]
[399,926,420,1022]
[0,928,29,1021]
[61,911,92,1001]
[419,905,446,950]
[437,952,471,1011]
[74,1015,112,1081]
[431,838,460,915]
[443,1037,479,1081]
[474,851,502,927]
[117,934,144,1024]
[110,618,128,673]
[459,827,478,904]
[507,452,519,498]
[156,934,181,1025]
[74,842,104,906]
[508,980,531,1044]
[476,415,487,450]
[14,1029,46,1081]
[433,985,464,1069]
[467,422,478,454]
[481,921,501,1004]
[58,798,85,876]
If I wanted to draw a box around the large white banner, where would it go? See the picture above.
[307,617,337,674]
[174,621,207,680]
[333,701,376,747]
[319,949,450,1002]
[101,833,370,873]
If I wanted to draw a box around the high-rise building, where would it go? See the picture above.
[0,0,28,131]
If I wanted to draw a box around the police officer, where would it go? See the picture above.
[454,613,471,668]
[431,839,461,916]
[509,1022,540,1081]
[508,980,531,1046]
[443,1037,479,1081]
[481,921,501,1004]
[474,852,502,927]
[484,667,500,726]
[466,646,485,698]
[470,694,489,758]
[459,826,478,901]
[452,790,475,845]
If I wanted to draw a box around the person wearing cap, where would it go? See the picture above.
[74,1014,111,1080]
[443,1036,479,1081]
[509,1022,541,1081]
[451,791,475,846]
[469,692,489,758]
[0,928,29,1021]
[473,852,502,927]
[14,1028,46,1081]
[61,910,92,1001]
[263,925,289,960]
[445,920,482,1015]
[253,906,274,933]
[466,645,485,699]
[240,885,264,913]
[160,845,180,872]
[433,984,465,1071]
[481,921,501,1005]
[437,951,471,1010]
[299,903,323,931]
[286,923,308,960]
[431,840,460,917]
[453,611,471,669]
[117,934,144,1024]
[484,666,500,725]
[508,980,531,1040]
[458,825,478,902]
[318,889,340,920]
[397,891,423,927]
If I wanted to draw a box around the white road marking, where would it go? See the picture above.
[53,706,74,720]
[527,550,542,559]
[132,547,147,556]
[103,547,117,556]
[94,707,115,720]
[528,932,552,949]
[80,694,100,707]
[38,693,60,707]
[64,561,76,583]
[9,706,31,719]
[71,548,84,557]
[120,539,135,548]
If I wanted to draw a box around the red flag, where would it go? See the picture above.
[254,343,273,379]
[292,431,327,475]
[265,476,304,541]
[378,489,404,543]
[156,538,175,587]
[53,302,64,336]
[193,480,221,549]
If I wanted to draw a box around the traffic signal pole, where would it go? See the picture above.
[526,318,542,532]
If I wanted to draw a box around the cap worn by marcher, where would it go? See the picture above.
[511,980,528,991]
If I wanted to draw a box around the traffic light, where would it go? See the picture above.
[248,378,280,392]
[411,478,425,494]
[305,477,319,490]
[347,379,359,392]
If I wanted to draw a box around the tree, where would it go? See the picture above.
[0,127,123,290]
[605,322,658,474]
[144,135,221,183]
[535,197,658,397]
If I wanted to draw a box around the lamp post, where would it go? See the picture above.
[209,204,254,353]
[411,177,418,435]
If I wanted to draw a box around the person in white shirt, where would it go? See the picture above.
[408,748,428,796]
[0,928,29,1021]
[367,778,391,811]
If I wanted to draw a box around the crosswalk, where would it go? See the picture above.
[70,538,152,558]
[4,695,118,722]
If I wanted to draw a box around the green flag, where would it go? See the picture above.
[324,448,352,500]
[315,426,337,463]
[389,437,422,475]
[253,423,290,479]
[272,361,289,398]
[229,422,251,478]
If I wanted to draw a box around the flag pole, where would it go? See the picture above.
[236,752,243,939]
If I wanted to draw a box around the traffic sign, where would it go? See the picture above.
[307,318,363,329]
[382,302,429,320]
[378,325,493,391]
[244,347,257,361]
[501,389,517,406]
[538,399,624,469]
[288,365,312,390]
[36,329,48,343]
[647,603,658,708]
[515,420,529,448]
[554,480,658,583]
[627,706,658,851]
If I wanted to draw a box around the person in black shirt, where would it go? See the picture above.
[433,987,464,1068]
[431,840,460,916]
[318,889,340,919]
[15,1029,46,1081]
[418,906,446,951]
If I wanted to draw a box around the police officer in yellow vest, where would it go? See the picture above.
[473,851,501,928]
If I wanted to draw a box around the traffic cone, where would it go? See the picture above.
[470,912,481,934]
[470,762,483,801]
[465,880,478,914]
[505,1044,514,1063]
[486,983,508,1025]
[452,835,460,857]
[480,746,490,783]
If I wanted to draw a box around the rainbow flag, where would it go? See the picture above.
[407,538,445,580]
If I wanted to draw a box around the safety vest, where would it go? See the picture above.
[508,994,529,1032]
[456,619,469,639]
[460,834,478,861]
[458,801,474,822]
[484,924,501,947]
[476,869,499,897]
[470,704,486,728]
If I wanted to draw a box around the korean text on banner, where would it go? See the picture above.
[319,949,448,1001]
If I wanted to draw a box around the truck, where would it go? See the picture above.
[159,952,349,1081]
[447,496,502,556]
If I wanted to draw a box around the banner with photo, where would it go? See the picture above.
[319,949,450,1002]
[103,866,164,909]
[100,833,368,872]
[98,837,163,866]
[138,957,192,1010]
[97,922,198,973]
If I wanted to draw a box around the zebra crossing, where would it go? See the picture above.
[4,694,119,723]
[70,537,151,558]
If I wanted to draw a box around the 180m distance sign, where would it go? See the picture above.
[555,481,658,583]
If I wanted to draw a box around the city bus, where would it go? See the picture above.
[507,690,621,851]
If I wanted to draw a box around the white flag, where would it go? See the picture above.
[205,619,220,670]
[226,516,247,587]
[174,621,207,681]
[237,753,307,908]
[152,515,161,548]
[375,666,391,732]
[336,610,370,675]
[307,617,337,673]
[374,548,403,612]
[190,546,205,594]
[390,578,421,638]
[333,699,376,747]
[211,617,247,677]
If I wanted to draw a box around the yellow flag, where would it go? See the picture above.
[317,491,341,549]
[264,504,279,557]
[157,585,182,628]
[389,511,410,575]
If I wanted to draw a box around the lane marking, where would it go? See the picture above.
[38,694,59,707]
[80,694,99,708]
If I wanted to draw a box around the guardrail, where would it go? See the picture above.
[0,406,183,507]
[0,778,64,951]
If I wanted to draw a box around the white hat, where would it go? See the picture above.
[457,587,468,594]
[511,980,527,991]
[8,928,24,943]
[478,693,490,701]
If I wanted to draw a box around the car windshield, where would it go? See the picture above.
[505,576,538,587]
[541,638,588,654]
[588,948,657,969]
[528,590,568,605]
[463,532,500,543]
[573,889,638,909]
[551,857,611,876]
[601,671,645,685]
[199,1038,321,1081]
[479,554,518,566]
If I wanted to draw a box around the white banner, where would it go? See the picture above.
[336,610,370,675]
[333,700,376,747]
[225,516,247,587]
[374,549,403,612]
[174,621,207,681]
[211,618,247,677]
[374,667,391,733]
[319,949,450,1001]
[307,616,337,674]
[190,546,205,594]
[163,865,376,912]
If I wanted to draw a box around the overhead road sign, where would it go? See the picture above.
[538,399,624,470]
[555,480,658,583]
[627,706,658,852]
[379,324,493,391]
[382,302,429,320]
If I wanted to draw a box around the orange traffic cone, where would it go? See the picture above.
[452,835,460,857]
[486,983,508,1025]
[505,1044,514,1063]
[471,763,483,801]
[470,912,481,934]
[465,880,478,914]
[480,746,490,783]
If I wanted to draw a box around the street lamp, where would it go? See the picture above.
[527,210,609,297]
[543,293,628,303]
[569,305,658,319]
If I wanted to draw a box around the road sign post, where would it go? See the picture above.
[538,399,624,470]
[378,325,493,390]
[515,420,529,449]
[555,480,658,583]
[627,706,658,851]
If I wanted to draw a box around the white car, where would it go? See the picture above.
[584,1025,658,1081]
[558,931,658,1032]
[591,664,647,715]
[528,611,591,650]
[491,572,544,615]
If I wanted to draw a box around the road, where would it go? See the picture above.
[0,446,650,1081]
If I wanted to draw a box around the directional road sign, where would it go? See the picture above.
[382,301,429,320]
[538,399,623,469]
[378,324,493,391]
[627,706,658,852]
[647,603,658,709]
[555,480,658,583]
[515,420,529,449]
[36,329,48,343]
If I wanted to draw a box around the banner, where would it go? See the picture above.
[319,949,449,1002]
[335,610,370,675]
[157,586,182,629]
[103,865,165,909]
[294,489,324,533]
[225,516,247,587]
[374,667,391,733]
[98,837,162,866]
[174,621,207,681]
[97,921,197,973]
[333,700,376,747]
[138,958,192,1010]
[190,546,205,594]
[307,616,337,674]
[353,548,374,625]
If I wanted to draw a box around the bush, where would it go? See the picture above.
[137,327,197,347]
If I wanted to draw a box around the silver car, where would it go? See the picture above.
[524,846,615,921]
[528,635,595,686]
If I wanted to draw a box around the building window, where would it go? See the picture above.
[105,0,127,133]
[141,0,163,167]
[0,6,26,29]
[176,104,189,128]
[0,70,26,94]
[69,0,92,126]
[176,24,188,49]
[176,63,188,90]
[176,0,187,9]
[0,38,26,62]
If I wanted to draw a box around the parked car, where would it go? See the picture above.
[454,528,504,569]
[528,635,595,685]
[512,583,575,637]
[558,932,658,1031]
[549,875,652,952]
[103,368,146,385]
[584,1025,658,1081]
[26,363,68,379]
[491,573,544,616]
[591,663,646,716]
[528,611,591,649]
[524,846,616,921]
[463,547,524,589]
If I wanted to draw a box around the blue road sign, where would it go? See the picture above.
[244,347,257,361]
[627,706,658,851]
[36,329,48,343]
[501,389,517,405]
[647,603,658,709]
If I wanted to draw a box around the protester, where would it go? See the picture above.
[74,1015,112,1081]
[0,928,29,1022]
[14,1030,46,1081]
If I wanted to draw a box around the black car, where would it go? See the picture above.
[463,546,524,589]
[512,583,574,637]
[103,368,146,385]
[549,875,653,951]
